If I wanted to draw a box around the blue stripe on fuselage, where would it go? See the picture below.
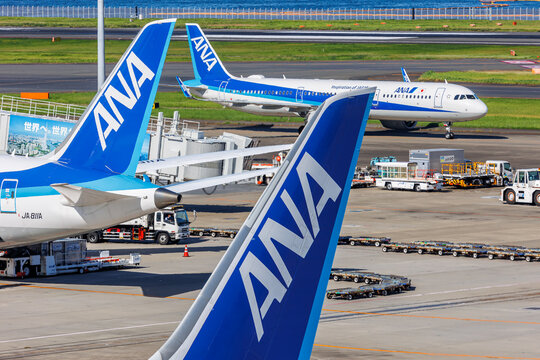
[4,162,156,198]
[191,78,454,114]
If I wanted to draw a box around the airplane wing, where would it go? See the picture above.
[51,183,138,207]
[165,168,277,193]
[136,143,292,174]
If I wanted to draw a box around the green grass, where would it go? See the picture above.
[0,38,537,64]
[27,92,539,129]
[0,17,539,32]
[419,70,540,86]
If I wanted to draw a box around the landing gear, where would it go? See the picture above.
[444,122,455,139]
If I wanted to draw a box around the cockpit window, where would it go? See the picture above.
[466,95,475,99]
[460,95,466,100]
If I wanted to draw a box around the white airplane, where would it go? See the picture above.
[151,87,375,359]
[178,23,488,139]
[0,19,290,249]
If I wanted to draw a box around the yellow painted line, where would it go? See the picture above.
[321,308,540,325]
[0,282,196,301]
[314,343,540,359]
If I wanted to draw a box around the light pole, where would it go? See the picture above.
[97,0,105,90]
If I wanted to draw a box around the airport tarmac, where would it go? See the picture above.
[0,126,539,359]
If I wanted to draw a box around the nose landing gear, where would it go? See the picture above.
[444,122,455,139]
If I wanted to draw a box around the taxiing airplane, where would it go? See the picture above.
[178,23,488,139]
[0,19,289,248]
[151,86,375,359]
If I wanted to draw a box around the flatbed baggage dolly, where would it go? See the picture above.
[381,242,417,254]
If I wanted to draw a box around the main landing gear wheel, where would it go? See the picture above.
[443,122,455,139]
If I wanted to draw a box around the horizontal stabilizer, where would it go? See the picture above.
[166,168,277,194]
[137,143,292,173]
[176,76,194,99]
[51,183,138,207]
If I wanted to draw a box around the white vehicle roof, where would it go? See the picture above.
[375,161,415,167]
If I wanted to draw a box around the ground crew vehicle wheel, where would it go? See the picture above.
[382,246,388,252]
[385,182,392,190]
[525,256,531,262]
[403,248,408,254]
[211,232,216,237]
[382,290,388,296]
[198,231,204,236]
[505,190,516,204]
[533,191,540,206]
[417,249,423,254]
[367,292,373,298]
[230,233,235,239]
[157,232,170,245]
[453,251,459,257]
[438,250,444,256]
[87,231,100,244]
[22,265,31,278]
[510,255,516,261]
[333,275,340,281]
[473,253,478,259]
[375,241,381,247]
[364,278,370,284]
[347,294,353,300]
[413,184,420,192]
[349,240,356,246]
[503,178,510,186]
[353,277,360,283]
[327,293,332,299]
[488,254,494,260]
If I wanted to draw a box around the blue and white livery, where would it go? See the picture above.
[150,88,375,359]
[0,19,288,248]
[180,23,488,139]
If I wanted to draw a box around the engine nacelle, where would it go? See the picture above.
[380,120,417,130]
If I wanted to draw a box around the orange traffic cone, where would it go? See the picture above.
[183,244,190,257]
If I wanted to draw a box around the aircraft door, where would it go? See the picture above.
[295,87,304,102]
[434,87,445,108]
[0,179,18,213]
[372,88,380,107]
[218,81,228,101]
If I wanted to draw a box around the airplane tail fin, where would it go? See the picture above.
[150,88,375,360]
[401,67,411,82]
[49,19,176,176]
[185,23,233,82]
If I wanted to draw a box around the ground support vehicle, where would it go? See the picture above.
[0,239,140,278]
[413,243,454,256]
[451,247,487,258]
[485,160,513,186]
[351,170,376,188]
[374,162,442,192]
[524,250,540,262]
[86,207,190,245]
[191,227,238,239]
[486,249,525,261]
[441,162,497,188]
[326,273,413,300]
[338,236,391,247]
[330,270,383,284]
[501,168,540,206]
[381,242,418,254]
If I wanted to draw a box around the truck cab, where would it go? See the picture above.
[485,160,513,186]
[501,168,540,205]
[151,208,191,244]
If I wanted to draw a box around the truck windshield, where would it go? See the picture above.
[529,171,540,181]
[504,163,512,171]
[175,210,189,225]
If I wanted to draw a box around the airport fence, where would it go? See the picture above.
[0,5,539,21]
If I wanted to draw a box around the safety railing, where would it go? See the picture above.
[0,5,538,21]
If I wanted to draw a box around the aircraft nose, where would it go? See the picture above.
[477,99,488,117]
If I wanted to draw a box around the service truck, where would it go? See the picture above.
[85,207,191,245]
[374,162,442,191]
[501,168,540,206]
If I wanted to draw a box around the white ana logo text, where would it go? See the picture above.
[94,52,154,150]
[239,152,342,341]
[190,35,217,72]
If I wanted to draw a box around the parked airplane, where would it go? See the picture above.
[0,19,287,249]
[178,23,488,139]
[151,87,375,360]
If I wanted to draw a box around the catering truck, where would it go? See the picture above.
[85,207,191,245]
[501,168,540,205]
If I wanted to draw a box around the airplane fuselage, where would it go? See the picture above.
[186,77,488,123]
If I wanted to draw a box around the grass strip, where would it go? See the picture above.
[19,92,537,130]
[0,17,539,32]
[419,70,540,86]
[0,38,537,64]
